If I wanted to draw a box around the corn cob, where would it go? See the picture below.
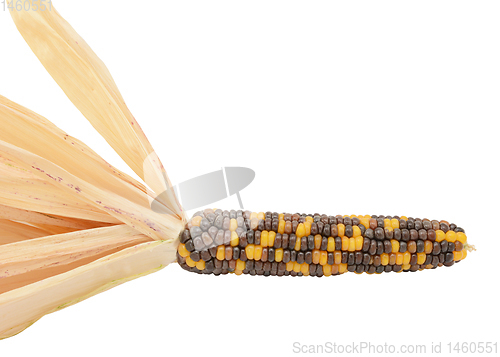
[177,209,473,276]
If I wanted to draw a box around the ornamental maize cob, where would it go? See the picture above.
[177,209,473,276]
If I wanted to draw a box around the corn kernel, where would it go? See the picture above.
[304,221,311,236]
[278,220,285,234]
[312,250,320,264]
[323,264,332,276]
[230,231,239,247]
[339,263,347,273]
[286,261,294,271]
[391,240,399,253]
[456,232,467,244]
[178,243,189,258]
[391,218,399,229]
[355,236,363,250]
[275,248,283,262]
[338,224,345,237]
[396,252,404,265]
[191,216,202,226]
[352,226,361,237]
[186,256,196,267]
[236,259,245,271]
[296,223,306,239]
[314,234,322,250]
[293,262,301,273]
[381,253,389,266]
[334,251,342,264]
[245,244,255,260]
[319,251,328,265]
[195,260,206,270]
[435,230,446,242]
[417,253,426,265]
[445,231,457,243]
[327,237,335,252]
[341,236,349,251]
[217,245,225,260]
[403,251,411,265]
[254,246,262,260]
[301,263,309,275]
[348,238,356,252]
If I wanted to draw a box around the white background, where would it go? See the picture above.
[1,1,500,356]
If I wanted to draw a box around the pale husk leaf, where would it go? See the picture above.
[0,140,184,241]
[8,2,184,219]
[0,239,178,340]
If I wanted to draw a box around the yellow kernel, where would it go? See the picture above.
[364,214,371,219]
[454,250,463,261]
[384,218,391,228]
[312,250,320,264]
[402,263,411,271]
[334,251,342,264]
[257,212,265,220]
[278,213,284,220]
[331,264,339,275]
[396,252,404,265]
[456,232,467,244]
[261,230,269,247]
[275,248,283,262]
[381,253,389,266]
[278,220,285,234]
[234,270,243,275]
[352,225,361,238]
[304,222,311,236]
[236,259,245,270]
[293,262,301,273]
[435,230,446,242]
[216,246,225,260]
[305,216,313,223]
[296,223,306,238]
[341,236,349,251]
[250,212,258,219]
[323,264,332,276]
[195,260,206,270]
[445,231,457,243]
[319,251,328,265]
[254,245,262,260]
[327,237,335,252]
[424,240,433,254]
[417,253,426,265]
[186,256,196,267]
[245,244,255,260]
[294,236,301,251]
[191,216,202,226]
[355,236,363,250]
[268,231,276,247]
[314,234,322,250]
[348,238,356,252]
[230,218,238,231]
[401,216,408,220]
[177,243,189,258]
[300,263,309,275]
[403,251,411,265]
[391,218,399,229]
[230,231,239,246]
[339,263,347,273]
[391,240,400,253]
[286,261,294,271]
[338,224,345,237]
[360,218,370,230]
[462,249,468,259]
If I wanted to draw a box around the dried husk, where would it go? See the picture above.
[0,0,186,339]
